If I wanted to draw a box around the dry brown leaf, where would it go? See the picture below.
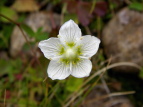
[11,0,39,12]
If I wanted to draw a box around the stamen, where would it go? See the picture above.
[59,43,83,65]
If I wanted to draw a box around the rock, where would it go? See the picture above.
[102,8,143,72]
[25,12,61,32]
[10,12,61,57]
[10,26,27,57]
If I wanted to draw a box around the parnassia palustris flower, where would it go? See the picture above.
[38,20,100,80]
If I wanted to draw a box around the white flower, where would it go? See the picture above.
[38,20,100,80]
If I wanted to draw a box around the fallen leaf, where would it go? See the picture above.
[66,1,108,26]
[11,0,39,12]
[93,2,108,17]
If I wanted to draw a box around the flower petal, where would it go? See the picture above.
[80,35,100,58]
[38,38,63,59]
[59,20,82,44]
[47,60,71,80]
[71,59,92,78]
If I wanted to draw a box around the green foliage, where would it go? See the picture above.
[17,14,26,22]
[0,6,18,22]
[1,1,143,107]
[0,59,22,82]
[35,27,49,41]
[0,24,14,48]
[28,67,43,82]
[21,24,35,37]
[129,2,143,11]
[21,24,49,41]
[66,77,83,92]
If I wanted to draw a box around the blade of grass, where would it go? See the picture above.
[63,85,90,107]
[48,81,62,100]
[61,3,67,25]
[90,0,96,14]
[84,62,141,87]
[64,62,141,104]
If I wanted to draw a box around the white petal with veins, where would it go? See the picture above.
[59,20,81,44]
[71,59,92,78]
[38,38,62,59]
[80,35,100,58]
[48,60,71,80]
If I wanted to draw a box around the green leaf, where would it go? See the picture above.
[66,77,83,92]
[35,27,49,41]
[21,24,35,37]
[35,32,49,41]
[0,6,18,23]
[3,25,14,39]
[17,14,26,22]
[129,2,143,11]
[36,27,43,33]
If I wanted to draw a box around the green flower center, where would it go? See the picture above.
[58,43,82,65]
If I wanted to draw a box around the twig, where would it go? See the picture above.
[84,91,135,104]
[49,12,56,29]
[101,56,112,96]
[101,77,111,94]
[84,62,141,87]
[43,77,48,82]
